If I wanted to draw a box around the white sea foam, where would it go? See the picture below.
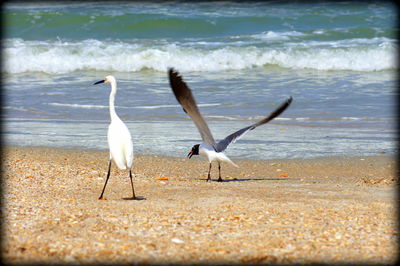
[133,103,221,109]
[260,117,387,121]
[198,116,389,122]
[48,103,108,109]
[133,104,181,109]
[48,102,220,110]
[251,30,305,40]
[132,103,221,109]
[2,106,31,112]
[3,38,396,74]
[205,115,239,120]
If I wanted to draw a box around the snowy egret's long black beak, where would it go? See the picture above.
[93,80,105,85]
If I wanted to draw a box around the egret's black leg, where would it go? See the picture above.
[217,162,223,182]
[99,160,112,199]
[206,163,212,182]
[129,169,136,199]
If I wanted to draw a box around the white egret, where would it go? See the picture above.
[168,68,293,182]
[93,75,137,200]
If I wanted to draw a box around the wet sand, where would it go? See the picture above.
[2,146,398,264]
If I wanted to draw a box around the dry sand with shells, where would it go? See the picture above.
[2,146,398,264]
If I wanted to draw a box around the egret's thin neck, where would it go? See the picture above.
[109,81,119,121]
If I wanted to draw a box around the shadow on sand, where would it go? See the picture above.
[122,196,147,200]
[199,177,290,182]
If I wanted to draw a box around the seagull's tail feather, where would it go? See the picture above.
[222,155,239,168]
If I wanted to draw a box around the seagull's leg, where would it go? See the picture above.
[206,163,212,182]
[99,160,112,199]
[129,169,136,199]
[217,162,223,182]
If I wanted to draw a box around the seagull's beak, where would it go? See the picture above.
[93,79,105,85]
[187,150,193,159]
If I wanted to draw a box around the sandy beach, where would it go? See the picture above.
[2,146,398,264]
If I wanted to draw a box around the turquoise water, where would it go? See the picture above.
[3,2,396,73]
[2,2,397,159]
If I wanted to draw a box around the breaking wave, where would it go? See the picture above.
[3,37,396,74]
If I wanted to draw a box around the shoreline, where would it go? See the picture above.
[2,143,396,161]
[5,118,396,160]
[2,145,398,264]
[2,145,396,185]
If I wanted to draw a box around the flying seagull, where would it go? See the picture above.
[168,68,293,182]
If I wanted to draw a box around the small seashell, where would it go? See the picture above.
[171,238,184,244]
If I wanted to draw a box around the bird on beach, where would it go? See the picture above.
[93,75,138,200]
[168,68,293,182]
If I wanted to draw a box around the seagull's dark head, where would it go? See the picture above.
[187,144,200,159]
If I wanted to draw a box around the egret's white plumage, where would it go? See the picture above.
[93,75,137,200]
[107,120,133,170]
[105,75,134,170]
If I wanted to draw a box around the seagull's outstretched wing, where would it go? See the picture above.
[215,96,293,152]
[168,68,216,147]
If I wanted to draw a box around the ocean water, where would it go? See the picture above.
[2,1,397,159]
